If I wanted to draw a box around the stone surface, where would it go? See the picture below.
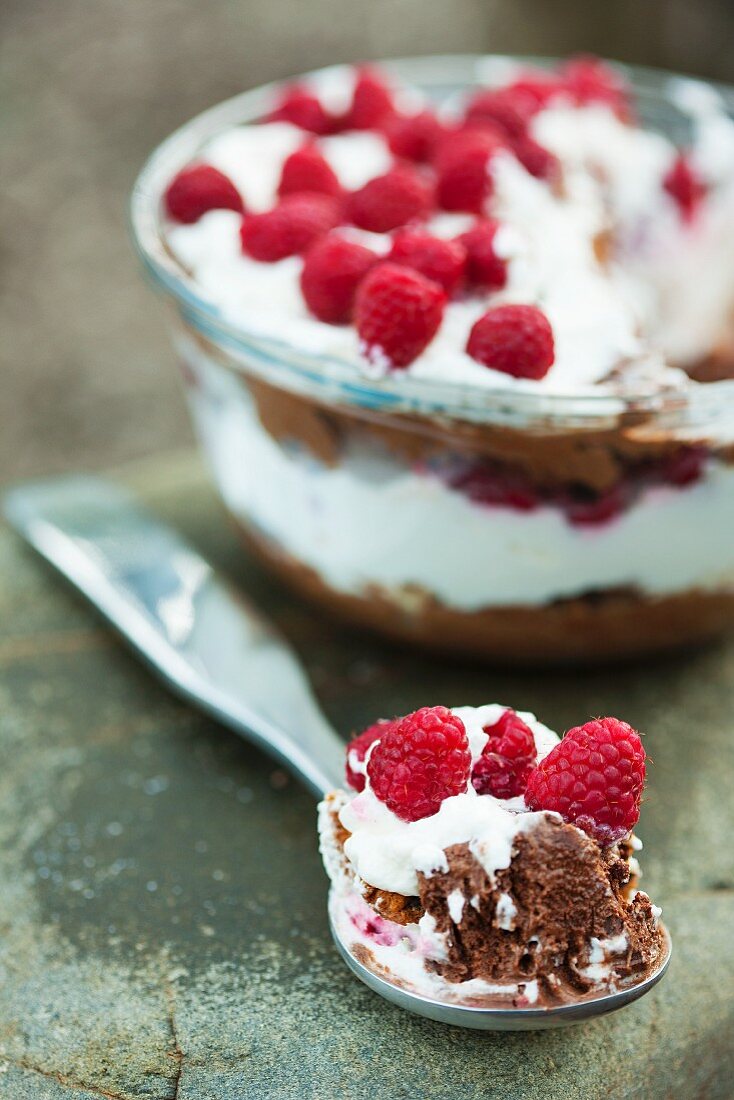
[0,451,732,1099]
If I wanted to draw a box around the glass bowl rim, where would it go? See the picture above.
[129,53,734,429]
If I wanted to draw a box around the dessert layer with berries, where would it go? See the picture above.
[153,57,734,660]
[319,705,666,1006]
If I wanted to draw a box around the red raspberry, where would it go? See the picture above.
[472,710,537,799]
[277,144,342,198]
[560,56,631,117]
[464,87,532,139]
[345,718,399,792]
[512,136,561,183]
[300,234,378,323]
[457,219,508,291]
[504,71,562,112]
[355,262,446,369]
[435,128,504,213]
[269,84,335,135]
[663,154,707,223]
[466,304,555,380]
[385,109,444,163]
[367,706,471,821]
[347,166,433,234]
[164,164,244,224]
[525,717,646,846]
[343,66,395,130]
[388,229,467,297]
[662,445,707,487]
[450,463,539,512]
[240,194,341,262]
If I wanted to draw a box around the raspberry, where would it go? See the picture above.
[464,87,531,139]
[344,66,395,130]
[385,109,444,163]
[450,462,539,512]
[663,154,706,222]
[457,219,508,291]
[435,129,504,213]
[388,229,467,297]
[367,706,471,821]
[662,445,707,487]
[300,234,377,323]
[466,304,555,380]
[560,56,631,117]
[347,166,433,233]
[164,164,244,224]
[240,193,341,262]
[277,144,342,198]
[472,710,537,799]
[504,71,562,112]
[355,262,446,369]
[525,717,646,845]
[345,718,399,792]
[512,136,561,183]
[268,84,335,134]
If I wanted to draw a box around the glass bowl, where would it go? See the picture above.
[130,55,734,664]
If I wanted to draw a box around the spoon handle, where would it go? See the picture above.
[4,475,344,797]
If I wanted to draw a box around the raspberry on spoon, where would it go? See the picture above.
[525,717,646,845]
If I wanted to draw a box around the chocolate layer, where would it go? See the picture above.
[237,521,734,664]
[418,819,664,999]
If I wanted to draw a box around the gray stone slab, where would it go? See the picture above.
[0,451,732,1099]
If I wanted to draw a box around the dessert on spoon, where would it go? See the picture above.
[321,703,666,1009]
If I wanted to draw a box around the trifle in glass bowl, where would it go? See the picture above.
[131,55,734,664]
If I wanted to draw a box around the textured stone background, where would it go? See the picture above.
[2,3,734,1097]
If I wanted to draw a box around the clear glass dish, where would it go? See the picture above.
[130,56,734,664]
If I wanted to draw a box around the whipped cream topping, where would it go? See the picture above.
[339,704,559,896]
[164,66,734,395]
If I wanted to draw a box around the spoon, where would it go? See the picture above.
[3,475,671,1030]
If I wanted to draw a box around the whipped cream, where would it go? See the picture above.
[338,704,559,896]
[164,70,734,394]
[182,335,734,608]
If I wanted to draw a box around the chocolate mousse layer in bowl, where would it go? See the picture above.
[320,704,668,1010]
[131,55,734,663]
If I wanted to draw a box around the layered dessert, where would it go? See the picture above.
[140,55,734,662]
[319,704,666,1007]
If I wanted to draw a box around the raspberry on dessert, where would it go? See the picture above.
[300,234,378,323]
[449,462,539,512]
[663,153,707,222]
[345,718,399,792]
[663,445,707,486]
[463,87,532,139]
[355,262,446,369]
[343,66,395,130]
[164,164,244,224]
[435,129,504,213]
[504,71,562,112]
[512,136,561,183]
[268,84,335,134]
[385,109,444,163]
[472,710,537,799]
[277,144,342,198]
[560,56,631,117]
[525,716,646,845]
[240,193,342,262]
[466,304,555,379]
[457,219,508,291]
[388,229,467,297]
[367,705,471,821]
[347,166,433,233]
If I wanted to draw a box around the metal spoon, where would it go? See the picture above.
[3,476,671,1030]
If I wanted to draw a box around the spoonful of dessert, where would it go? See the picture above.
[3,476,671,1030]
